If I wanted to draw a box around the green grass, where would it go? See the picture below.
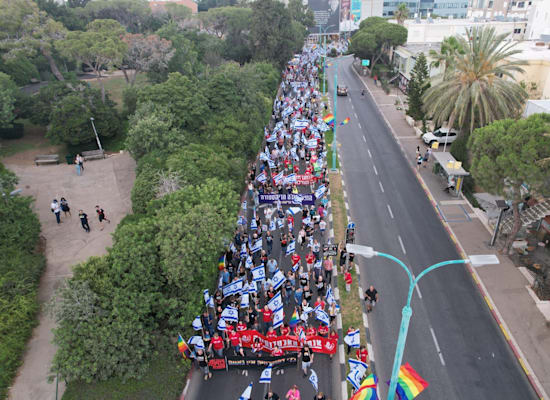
[62,353,190,400]
[88,74,148,111]
[0,142,36,157]
[324,127,340,170]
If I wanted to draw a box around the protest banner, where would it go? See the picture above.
[259,193,316,206]
[238,330,337,355]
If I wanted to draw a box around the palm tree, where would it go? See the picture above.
[428,36,465,76]
[423,26,527,135]
[394,3,409,25]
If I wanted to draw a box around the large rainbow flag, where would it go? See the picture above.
[177,334,192,359]
[289,308,299,327]
[391,363,429,400]
[340,117,350,126]
[218,254,225,270]
[323,114,335,126]
[350,374,378,400]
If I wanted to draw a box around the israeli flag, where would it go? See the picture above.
[291,194,304,205]
[347,359,369,390]
[252,265,266,282]
[344,329,361,348]
[326,286,335,305]
[271,269,286,290]
[204,289,214,308]
[286,207,301,216]
[221,306,239,323]
[268,158,276,169]
[273,171,284,185]
[293,134,300,146]
[268,292,283,311]
[240,293,249,308]
[245,255,253,270]
[218,318,227,331]
[239,382,253,400]
[259,364,272,384]
[273,306,284,329]
[240,243,247,258]
[314,259,322,270]
[267,133,277,142]
[223,279,243,297]
[315,309,330,326]
[260,152,269,162]
[315,184,326,199]
[192,316,203,331]
[294,119,309,129]
[286,240,296,255]
[284,173,297,185]
[302,216,311,226]
[251,238,263,254]
[299,329,307,342]
[256,171,267,183]
[292,262,300,272]
[250,218,257,230]
[309,369,319,392]
[248,282,257,295]
[319,121,330,132]
[277,218,284,230]
[307,138,318,149]
[242,201,247,210]
[269,219,276,231]
[188,335,205,350]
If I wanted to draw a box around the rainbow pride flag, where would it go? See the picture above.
[340,117,350,126]
[218,254,225,270]
[289,308,299,327]
[391,363,429,400]
[323,114,335,126]
[350,374,378,400]
[177,334,192,359]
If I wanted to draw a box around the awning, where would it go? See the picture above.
[432,152,470,176]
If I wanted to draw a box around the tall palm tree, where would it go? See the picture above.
[428,36,464,76]
[423,26,528,135]
[394,3,409,25]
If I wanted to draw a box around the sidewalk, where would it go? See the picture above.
[354,67,550,399]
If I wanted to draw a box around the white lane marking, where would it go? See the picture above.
[355,265,360,275]
[358,122,362,129]
[358,287,364,300]
[362,136,366,143]
[366,343,375,361]
[379,181,384,192]
[354,112,358,119]
[412,275,423,299]
[339,344,345,361]
[336,313,343,330]
[373,165,378,175]
[362,312,369,329]
[398,235,406,254]
[368,149,372,158]
[387,204,394,219]
[430,327,446,366]
[341,382,348,400]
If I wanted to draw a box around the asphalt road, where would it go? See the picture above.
[330,56,537,400]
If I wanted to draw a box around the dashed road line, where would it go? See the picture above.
[430,327,446,366]
[387,204,394,219]
[362,136,366,142]
[358,122,362,129]
[367,149,372,158]
[373,165,378,175]
[398,235,406,254]
[378,181,384,192]
[354,112,358,119]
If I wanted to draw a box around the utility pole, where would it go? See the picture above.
[90,117,103,152]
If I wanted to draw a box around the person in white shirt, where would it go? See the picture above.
[50,199,61,224]
[319,218,327,235]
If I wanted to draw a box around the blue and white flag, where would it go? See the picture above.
[256,171,267,183]
[307,138,318,149]
[188,335,205,350]
[221,306,239,323]
[347,359,369,390]
[315,309,330,326]
[203,289,214,308]
[252,265,266,282]
[192,315,202,331]
[273,171,284,186]
[326,286,335,305]
[344,329,361,348]
[259,364,272,384]
[238,382,253,400]
[250,218,257,231]
[222,279,243,298]
[271,269,286,291]
[266,133,277,143]
[218,317,227,331]
[294,119,309,130]
[248,282,257,295]
[245,255,253,270]
[315,184,326,199]
[309,369,319,392]
[242,201,247,210]
[277,218,284,230]
[240,243,247,258]
[251,238,263,253]
[292,262,300,272]
[302,216,311,226]
[260,152,269,162]
[268,158,276,169]
[269,219,276,231]
[237,215,247,226]
[267,292,283,312]
[272,306,284,329]
[286,240,296,256]
[314,259,322,270]
[240,293,249,308]
[284,173,297,185]
[286,207,302,216]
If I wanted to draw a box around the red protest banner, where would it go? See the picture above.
[238,330,336,355]
[208,357,227,370]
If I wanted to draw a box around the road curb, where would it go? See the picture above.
[352,64,548,400]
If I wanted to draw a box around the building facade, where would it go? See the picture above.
[383,0,468,18]
[468,0,534,19]
[525,0,550,40]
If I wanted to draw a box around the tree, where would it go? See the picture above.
[77,0,152,33]
[56,19,127,103]
[394,3,409,25]
[121,33,175,86]
[0,0,67,81]
[428,36,465,76]
[288,0,315,30]
[423,27,527,136]
[125,102,185,160]
[406,52,430,122]
[468,114,550,254]
[0,72,17,128]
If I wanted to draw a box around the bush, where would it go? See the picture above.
[450,135,469,168]
[122,87,139,118]
[0,56,40,86]
[0,123,24,139]
[329,48,338,57]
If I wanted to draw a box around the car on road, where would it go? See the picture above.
[337,85,348,96]
[422,128,459,146]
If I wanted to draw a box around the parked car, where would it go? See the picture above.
[337,85,348,96]
[422,128,459,146]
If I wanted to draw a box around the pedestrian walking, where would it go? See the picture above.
[265,391,280,400]
[95,205,110,230]
[209,332,224,358]
[323,256,333,283]
[78,210,90,232]
[266,231,273,256]
[365,285,379,312]
[50,199,61,224]
[423,148,431,168]
[195,349,212,381]
[416,154,423,170]
[60,197,71,217]
[300,344,314,377]
[344,269,352,292]
[75,154,84,175]
[286,385,301,400]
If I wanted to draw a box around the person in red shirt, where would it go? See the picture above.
[306,325,316,337]
[294,322,305,337]
[280,323,291,336]
[317,324,329,337]
[237,320,247,332]
[272,345,284,357]
[261,305,273,334]
[305,251,315,272]
[209,332,224,358]
[329,329,339,360]
[291,253,301,269]
[356,345,368,363]
[266,326,277,339]
[252,337,263,357]
[293,164,300,174]
[314,298,325,311]
[225,323,234,334]
[344,270,352,292]
[229,330,245,357]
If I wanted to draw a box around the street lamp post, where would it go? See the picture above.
[89,117,103,152]
[331,56,338,172]
[346,243,499,400]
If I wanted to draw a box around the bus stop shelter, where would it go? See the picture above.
[431,152,470,197]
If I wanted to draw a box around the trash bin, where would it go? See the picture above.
[65,154,74,165]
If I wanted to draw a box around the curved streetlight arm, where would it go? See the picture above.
[374,251,414,290]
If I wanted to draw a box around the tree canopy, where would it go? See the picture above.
[406,52,430,122]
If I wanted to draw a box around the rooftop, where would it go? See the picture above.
[509,41,550,62]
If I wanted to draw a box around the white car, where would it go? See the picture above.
[422,128,459,146]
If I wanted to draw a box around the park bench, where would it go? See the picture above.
[34,154,59,166]
[82,149,105,161]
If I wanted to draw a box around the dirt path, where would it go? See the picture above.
[5,152,136,400]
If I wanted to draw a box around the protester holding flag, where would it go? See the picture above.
[209,332,225,358]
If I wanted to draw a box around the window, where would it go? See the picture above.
[383,2,389,5]
[517,1,524,7]
[511,1,516,5]
[488,0,493,7]
[388,10,394,15]
[513,28,521,33]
